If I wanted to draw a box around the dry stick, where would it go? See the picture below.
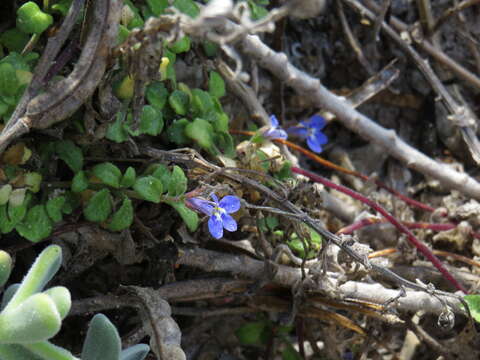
[369,248,480,269]
[291,166,468,294]
[360,0,480,91]
[338,216,480,240]
[432,0,480,33]
[345,0,480,166]
[231,129,435,213]
[238,34,480,201]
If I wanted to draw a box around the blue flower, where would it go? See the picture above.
[262,115,288,140]
[287,115,328,153]
[188,193,241,239]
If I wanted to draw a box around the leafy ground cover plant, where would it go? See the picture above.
[1,0,480,359]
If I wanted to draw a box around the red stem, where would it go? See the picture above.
[292,166,468,294]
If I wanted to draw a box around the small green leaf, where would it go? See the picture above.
[235,321,269,346]
[146,81,168,110]
[168,36,191,54]
[72,170,89,193]
[147,0,169,16]
[282,343,302,360]
[84,189,112,223]
[168,166,187,196]
[17,1,54,34]
[0,28,30,53]
[56,140,83,173]
[0,62,20,97]
[106,113,129,143]
[121,167,136,188]
[16,205,53,242]
[0,251,13,288]
[139,105,164,136]
[191,89,214,116]
[133,176,163,203]
[215,131,235,158]
[167,201,198,232]
[202,40,219,57]
[46,196,66,223]
[150,164,171,190]
[82,314,121,360]
[25,172,42,193]
[168,90,190,115]
[173,0,199,18]
[166,118,190,145]
[106,197,134,231]
[208,71,225,98]
[0,193,30,234]
[51,0,74,16]
[0,184,12,206]
[92,162,122,188]
[465,295,480,323]
[185,118,215,152]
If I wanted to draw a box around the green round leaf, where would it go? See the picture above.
[208,71,226,98]
[168,36,191,54]
[0,28,30,53]
[133,176,163,203]
[92,162,122,188]
[185,118,215,151]
[17,2,54,34]
[173,0,199,18]
[191,89,214,116]
[72,170,89,193]
[168,90,190,115]
[16,205,53,242]
[0,184,12,206]
[139,105,164,136]
[167,201,198,232]
[106,197,134,231]
[46,196,66,222]
[106,113,129,143]
[166,118,190,145]
[147,0,169,16]
[25,172,42,193]
[56,140,83,173]
[168,166,187,196]
[84,189,112,223]
[146,81,168,110]
[0,62,20,97]
[235,321,269,346]
[121,167,136,188]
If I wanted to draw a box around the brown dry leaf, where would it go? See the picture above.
[1,143,27,165]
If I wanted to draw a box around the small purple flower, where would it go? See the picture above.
[287,114,328,153]
[262,115,288,140]
[188,193,241,239]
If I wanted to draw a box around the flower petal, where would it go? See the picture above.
[264,128,288,140]
[269,114,279,127]
[187,198,214,216]
[309,115,326,129]
[208,214,224,239]
[307,134,324,153]
[221,213,237,232]
[287,126,308,138]
[219,195,241,213]
[314,131,328,145]
[210,193,219,204]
